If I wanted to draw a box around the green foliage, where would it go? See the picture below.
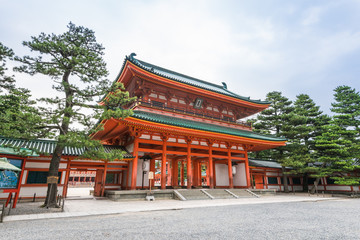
[314,86,360,186]
[14,22,136,207]
[15,22,136,161]
[0,42,16,91]
[0,42,49,139]
[0,88,49,139]
[252,91,293,161]
[284,94,329,175]
[255,91,293,136]
[252,89,360,188]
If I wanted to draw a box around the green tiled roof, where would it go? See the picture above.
[249,158,291,169]
[0,137,134,158]
[125,54,270,105]
[249,159,283,169]
[132,111,285,142]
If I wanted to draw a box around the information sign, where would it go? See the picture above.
[148,171,154,180]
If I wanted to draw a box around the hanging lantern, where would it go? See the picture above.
[142,160,150,172]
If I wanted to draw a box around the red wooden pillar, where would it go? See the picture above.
[130,135,140,190]
[167,160,171,186]
[227,143,234,188]
[172,159,178,187]
[121,170,126,189]
[125,162,130,189]
[13,157,27,208]
[181,161,185,186]
[213,161,217,188]
[5,193,12,207]
[101,162,108,196]
[244,147,251,188]
[186,137,193,189]
[161,134,169,190]
[205,162,210,186]
[264,170,268,189]
[207,140,214,188]
[150,157,156,188]
[63,158,71,198]
[193,160,199,187]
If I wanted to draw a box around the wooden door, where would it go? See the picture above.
[94,170,103,197]
[254,175,264,189]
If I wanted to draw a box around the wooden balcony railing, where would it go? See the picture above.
[129,100,252,128]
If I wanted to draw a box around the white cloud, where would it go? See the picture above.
[1,0,360,115]
[301,6,324,26]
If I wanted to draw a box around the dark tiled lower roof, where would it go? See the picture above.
[0,137,133,158]
[132,111,285,142]
[249,159,283,169]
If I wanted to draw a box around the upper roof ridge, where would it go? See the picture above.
[135,58,226,89]
[126,54,270,105]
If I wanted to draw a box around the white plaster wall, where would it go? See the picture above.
[122,170,127,188]
[293,186,303,191]
[279,186,292,191]
[266,172,278,176]
[134,158,149,187]
[233,163,247,187]
[153,136,161,141]
[25,162,49,169]
[19,186,64,197]
[325,185,352,191]
[104,186,120,189]
[140,134,151,139]
[61,171,66,184]
[215,164,229,186]
[128,161,132,186]
[268,185,280,190]
[22,170,28,184]
[25,162,67,169]
[0,193,9,198]
[126,143,134,154]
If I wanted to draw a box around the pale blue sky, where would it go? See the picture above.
[1,0,360,115]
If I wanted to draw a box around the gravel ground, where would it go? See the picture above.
[1,198,359,240]
[3,201,63,216]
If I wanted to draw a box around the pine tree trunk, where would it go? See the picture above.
[282,166,289,193]
[44,144,65,207]
[43,70,72,208]
[309,177,320,194]
[303,173,308,192]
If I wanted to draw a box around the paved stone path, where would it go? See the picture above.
[1,198,359,239]
[3,194,341,222]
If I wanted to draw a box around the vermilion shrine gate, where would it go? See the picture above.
[92,54,286,190]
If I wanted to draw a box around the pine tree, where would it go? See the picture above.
[15,23,136,207]
[283,94,330,191]
[323,86,360,186]
[0,42,48,139]
[314,124,355,187]
[253,91,293,192]
[0,42,16,91]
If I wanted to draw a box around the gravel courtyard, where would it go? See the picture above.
[1,198,359,240]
